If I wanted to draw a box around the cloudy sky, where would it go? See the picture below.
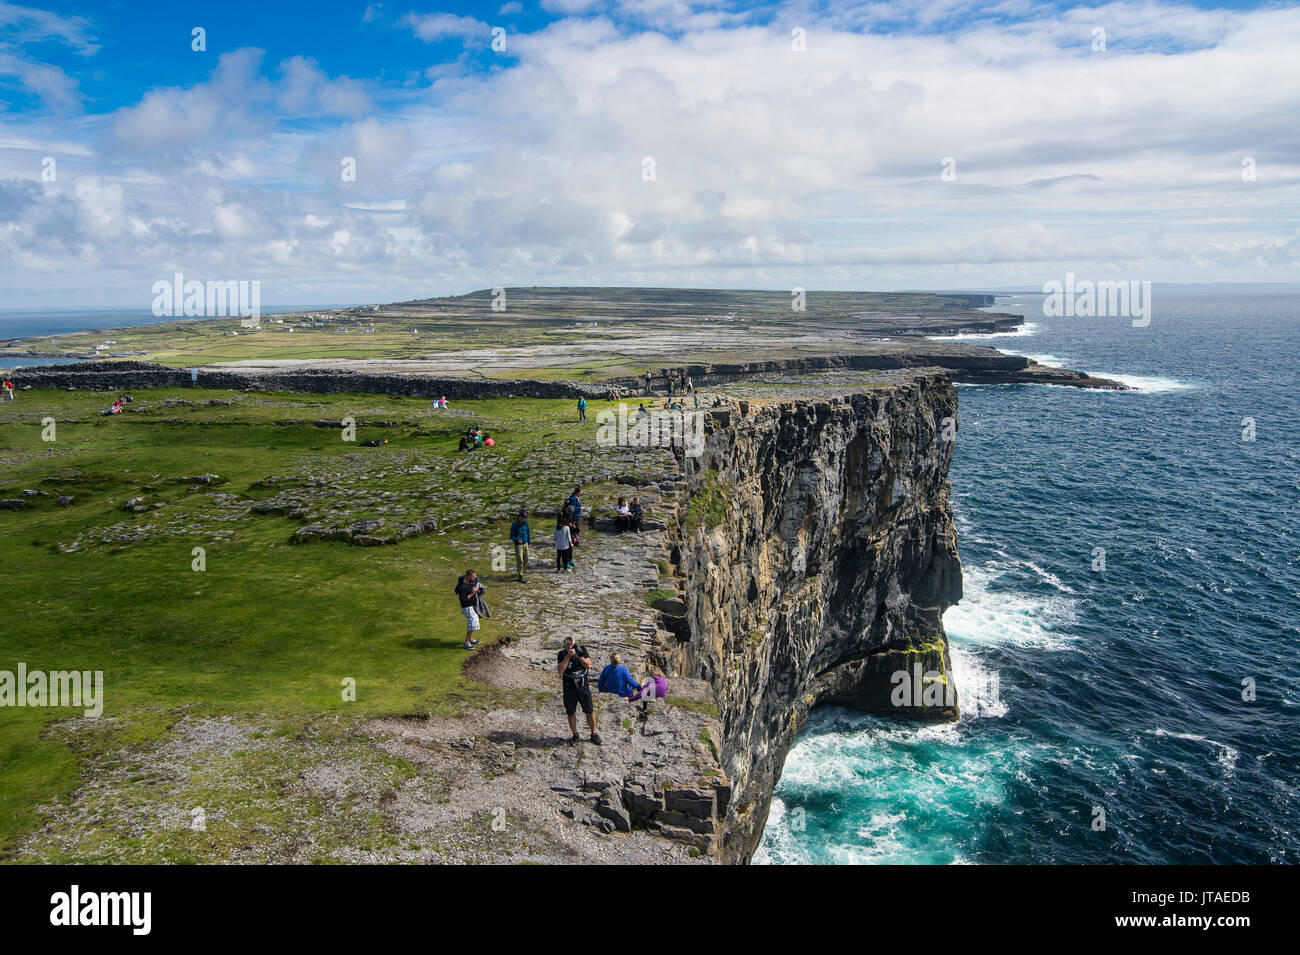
[0,0,1296,308]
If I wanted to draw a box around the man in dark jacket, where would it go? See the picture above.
[455,569,484,650]
[557,636,600,745]
[509,509,531,582]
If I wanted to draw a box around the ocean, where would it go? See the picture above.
[757,289,1300,864]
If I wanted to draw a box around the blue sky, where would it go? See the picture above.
[1,0,1297,306]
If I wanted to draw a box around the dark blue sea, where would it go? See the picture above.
[758,289,1300,864]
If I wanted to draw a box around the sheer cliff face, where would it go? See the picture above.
[668,377,963,863]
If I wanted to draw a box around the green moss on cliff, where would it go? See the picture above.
[683,468,730,533]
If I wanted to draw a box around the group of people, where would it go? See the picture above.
[557,638,668,746]
[504,486,582,583]
[432,395,450,410]
[98,393,133,416]
[457,482,666,746]
[614,496,643,532]
[457,425,495,451]
[555,485,582,572]
[504,486,643,584]
[641,370,694,397]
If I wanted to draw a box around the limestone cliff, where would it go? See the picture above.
[660,375,963,863]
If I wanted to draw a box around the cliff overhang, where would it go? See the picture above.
[654,377,964,862]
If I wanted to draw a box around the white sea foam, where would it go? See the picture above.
[1024,560,1077,594]
[752,800,811,865]
[949,643,1008,719]
[1150,728,1240,776]
[1021,353,1067,367]
[928,322,1040,341]
[1086,372,1194,392]
[943,564,1079,651]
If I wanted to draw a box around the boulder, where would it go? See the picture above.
[595,792,631,833]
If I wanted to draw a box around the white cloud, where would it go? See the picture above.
[402,11,491,42]
[0,1,1297,305]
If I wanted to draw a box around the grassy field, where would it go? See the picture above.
[0,385,651,857]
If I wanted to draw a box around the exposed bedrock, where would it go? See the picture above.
[637,348,1128,390]
[7,348,1129,396]
[662,376,964,863]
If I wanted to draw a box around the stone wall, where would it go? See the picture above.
[8,361,608,399]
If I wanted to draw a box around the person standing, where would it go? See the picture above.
[455,569,484,650]
[554,515,573,572]
[565,486,583,547]
[557,636,600,745]
[509,508,531,582]
[565,485,582,524]
[577,396,587,421]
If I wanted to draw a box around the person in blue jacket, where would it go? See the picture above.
[564,485,582,546]
[597,652,642,699]
[509,508,531,582]
[577,396,587,421]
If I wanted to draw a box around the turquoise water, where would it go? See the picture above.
[757,290,1300,865]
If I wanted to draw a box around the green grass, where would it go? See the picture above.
[682,468,731,533]
[645,588,676,607]
[0,386,647,855]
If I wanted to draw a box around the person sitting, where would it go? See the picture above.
[483,434,495,447]
[457,435,472,452]
[615,497,631,531]
[629,497,643,532]
[629,674,668,708]
[597,653,643,699]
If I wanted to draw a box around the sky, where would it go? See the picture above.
[0,0,1296,308]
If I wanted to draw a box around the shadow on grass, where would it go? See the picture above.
[402,638,449,650]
